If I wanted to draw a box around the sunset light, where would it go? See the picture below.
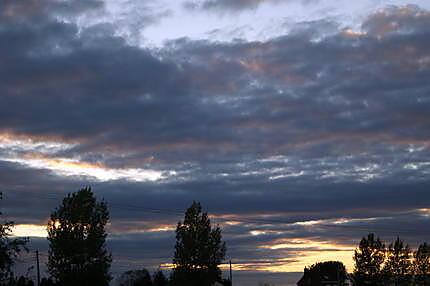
[1,0,430,285]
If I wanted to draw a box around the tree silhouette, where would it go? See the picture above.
[414,242,430,286]
[382,237,413,285]
[153,270,168,286]
[47,187,111,286]
[0,192,28,283]
[298,261,348,286]
[353,233,385,286]
[171,201,226,286]
[117,269,153,286]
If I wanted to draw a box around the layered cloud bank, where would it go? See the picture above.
[1,0,430,281]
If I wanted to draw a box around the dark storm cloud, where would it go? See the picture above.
[2,1,430,276]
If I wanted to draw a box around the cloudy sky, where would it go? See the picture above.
[2,0,430,284]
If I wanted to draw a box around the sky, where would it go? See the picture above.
[1,0,430,285]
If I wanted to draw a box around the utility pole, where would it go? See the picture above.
[229,259,233,286]
[36,250,40,286]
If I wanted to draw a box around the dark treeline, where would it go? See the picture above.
[1,187,430,286]
[295,234,430,286]
[352,233,430,286]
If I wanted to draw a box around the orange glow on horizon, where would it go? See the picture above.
[160,249,355,273]
[11,223,358,273]
[12,224,47,238]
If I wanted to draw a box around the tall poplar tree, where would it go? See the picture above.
[171,201,226,286]
[47,187,111,286]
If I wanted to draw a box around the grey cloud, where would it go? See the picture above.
[0,0,103,24]
[362,5,430,37]
[183,0,317,12]
[2,4,429,165]
[2,3,430,279]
